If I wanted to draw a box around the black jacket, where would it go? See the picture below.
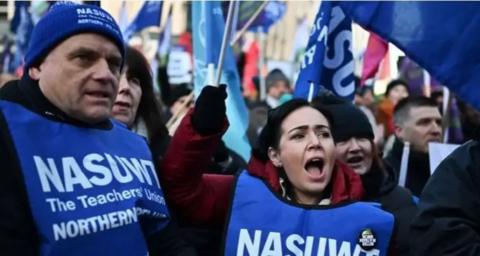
[362,162,417,256]
[384,137,431,197]
[410,140,480,255]
[0,77,195,255]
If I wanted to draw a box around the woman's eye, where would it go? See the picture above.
[291,134,304,140]
[321,132,331,138]
[128,77,140,86]
[358,138,369,143]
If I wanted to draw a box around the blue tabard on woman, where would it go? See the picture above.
[0,101,170,255]
[224,171,394,256]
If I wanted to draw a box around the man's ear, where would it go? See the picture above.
[28,66,41,80]
[394,124,404,139]
[268,147,282,167]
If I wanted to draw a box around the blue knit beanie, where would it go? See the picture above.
[24,1,125,69]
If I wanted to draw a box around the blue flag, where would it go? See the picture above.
[157,13,171,58]
[123,1,162,40]
[294,1,355,100]
[247,0,286,32]
[339,1,480,110]
[252,0,286,31]
[0,37,14,73]
[227,0,286,33]
[192,1,251,162]
[11,2,33,70]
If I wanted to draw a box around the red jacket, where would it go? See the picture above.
[160,110,365,228]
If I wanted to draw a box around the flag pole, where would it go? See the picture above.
[258,26,266,101]
[230,0,269,46]
[215,0,236,86]
[398,142,410,187]
[168,1,235,129]
[307,81,315,102]
[442,86,451,143]
[423,69,431,97]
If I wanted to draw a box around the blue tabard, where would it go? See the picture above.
[0,101,170,256]
[224,171,394,256]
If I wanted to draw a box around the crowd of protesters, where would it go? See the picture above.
[1,2,480,256]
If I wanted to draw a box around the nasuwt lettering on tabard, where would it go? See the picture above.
[236,229,380,256]
[33,153,160,193]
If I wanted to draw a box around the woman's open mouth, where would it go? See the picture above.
[347,156,364,165]
[305,158,325,179]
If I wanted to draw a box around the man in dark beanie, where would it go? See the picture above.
[313,94,417,256]
[0,2,178,255]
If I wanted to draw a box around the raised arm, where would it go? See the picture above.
[160,85,235,228]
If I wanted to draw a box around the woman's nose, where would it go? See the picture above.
[307,132,322,149]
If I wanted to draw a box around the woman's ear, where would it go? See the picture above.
[268,147,282,167]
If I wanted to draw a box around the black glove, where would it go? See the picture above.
[191,84,227,135]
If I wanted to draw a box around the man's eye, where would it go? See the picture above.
[109,63,122,75]
[75,54,91,61]
[418,120,430,126]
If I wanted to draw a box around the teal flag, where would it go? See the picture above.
[192,1,251,161]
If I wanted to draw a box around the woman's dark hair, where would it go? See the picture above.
[125,47,169,148]
[359,139,388,199]
[252,99,334,162]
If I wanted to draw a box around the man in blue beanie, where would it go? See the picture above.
[0,2,190,255]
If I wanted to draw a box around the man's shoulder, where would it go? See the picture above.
[438,140,480,170]
[383,152,400,171]
[111,119,148,142]
[0,79,24,103]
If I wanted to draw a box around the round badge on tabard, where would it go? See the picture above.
[358,228,377,251]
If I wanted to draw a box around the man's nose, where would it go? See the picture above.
[92,59,117,82]
[431,121,442,133]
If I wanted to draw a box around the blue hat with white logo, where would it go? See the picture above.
[24,1,125,69]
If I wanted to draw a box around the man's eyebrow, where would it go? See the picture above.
[67,47,97,57]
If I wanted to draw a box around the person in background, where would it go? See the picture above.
[354,82,384,146]
[355,85,375,112]
[384,96,442,197]
[410,136,480,255]
[430,90,444,113]
[156,52,194,135]
[162,84,193,123]
[246,76,269,147]
[111,46,195,256]
[264,68,291,108]
[0,73,17,88]
[160,85,396,255]
[377,79,409,140]
[0,2,169,255]
[457,99,480,142]
[315,95,417,256]
[112,46,170,159]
